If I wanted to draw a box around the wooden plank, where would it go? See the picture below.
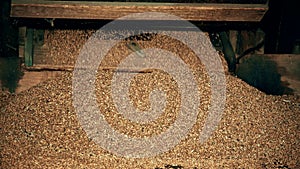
[11,0,268,21]
[24,64,153,73]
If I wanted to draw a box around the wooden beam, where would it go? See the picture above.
[11,0,268,22]
[24,64,154,73]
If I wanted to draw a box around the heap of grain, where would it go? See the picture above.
[0,29,299,168]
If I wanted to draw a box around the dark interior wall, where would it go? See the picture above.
[262,0,299,54]
[0,0,11,57]
[0,0,18,58]
[276,0,299,53]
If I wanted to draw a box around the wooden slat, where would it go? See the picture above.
[11,0,268,22]
[24,64,154,73]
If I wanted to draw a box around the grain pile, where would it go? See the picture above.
[36,30,95,66]
[1,30,299,168]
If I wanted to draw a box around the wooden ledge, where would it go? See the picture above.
[11,0,268,22]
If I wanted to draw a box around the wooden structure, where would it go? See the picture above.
[11,0,268,21]
[5,0,300,96]
[10,0,268,67]
[7,0,298,96]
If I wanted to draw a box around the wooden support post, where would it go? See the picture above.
[219,31,236,73]
[24,28,33,66]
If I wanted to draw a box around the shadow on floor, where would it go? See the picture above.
[0,57,23,93]
[236,55,294,95]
